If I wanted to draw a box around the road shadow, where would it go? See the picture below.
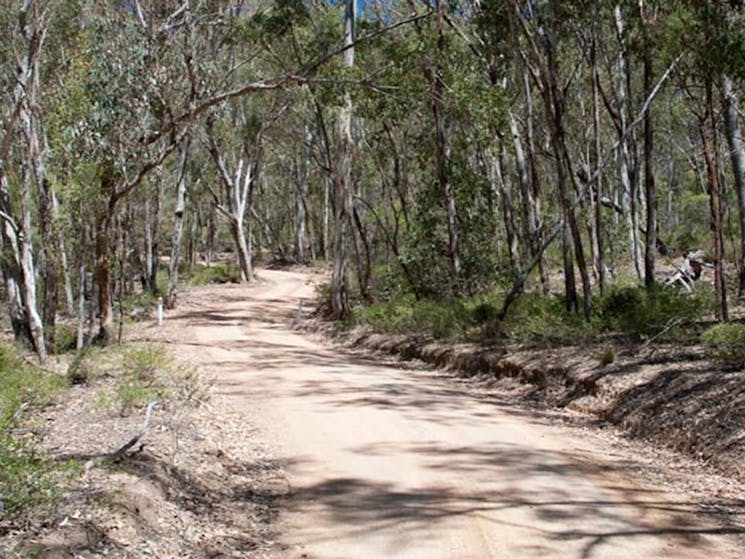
[285,442,745,558]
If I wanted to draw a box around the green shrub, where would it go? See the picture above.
[501,293,591,345]
[471,301,498,325]
[314,281,334,318]
[348,280,714,347]
[188,262,242,285]
[102,373,168,417]
[701,323,745,364]
[354,295,474,341]
[0,344,74,521]
[0,437,79,520]
[121,289,163,322]
[598,284,711,339]
[122,345,172,382]
[0,345,64,431]
[596,347,617,367]
[53,324,78,354]
[98,346,172,416]
[409,299,472,340]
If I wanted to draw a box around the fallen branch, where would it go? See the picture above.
[109,401,160,461]
[640,318,685,351]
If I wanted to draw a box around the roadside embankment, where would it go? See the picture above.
[323,327,745,483]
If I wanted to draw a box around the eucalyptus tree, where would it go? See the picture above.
[714,4,745,298]
[682,0,745,319]
[204,95,288,283]
[51,3,202,343]
[722,75,745,297]
[329,0,356,319]
[0,0,54,355]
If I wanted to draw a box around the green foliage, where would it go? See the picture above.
[98,373,167,417]
[188,262,242,285]
[121,288,163,323]
[0,437,79,521]
[66,348,91,386]
[352,281,715,348]
[314,281,334,318]
[0,344,76,521]
[701,323,745,364]
[98,347,172,416]
[122,346,173,382]
[501,293,592,345]
[597,284,712,339]
[596,347,617,367]
[53,324,79,354]
[354,294,475,341]
[398,162,505,298]
[0,345,64,432]
[670,191,709,250]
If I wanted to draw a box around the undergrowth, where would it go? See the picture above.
[96,345,207,416]
[701,322,745,364]
[97,346,172,416]
[0,344,77,522]
[188,262,242,285]
[349,282,715,347]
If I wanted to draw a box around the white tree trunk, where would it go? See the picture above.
[331,0,356,319]
[614,5,643,280]
[167,138,191,307]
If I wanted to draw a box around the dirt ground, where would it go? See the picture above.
[4,266,745,558]
[149,268,744,558]
[1,334,285,558]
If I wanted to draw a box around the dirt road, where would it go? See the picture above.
[162,269,744,559]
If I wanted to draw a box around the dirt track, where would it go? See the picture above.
[161,268,744,559]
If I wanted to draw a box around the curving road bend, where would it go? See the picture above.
[161,268,744,559]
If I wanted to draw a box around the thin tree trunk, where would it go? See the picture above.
[19,144,45,356]
[642,10,656,286]
[94,209,114,344]
[206,206,216,267]
[56,191,76,316]
[323,177,331,260]
[166,137,191,308]
[351,203,371,301]
[331,0,355,319]
[522,73,550,294]
[295,131,311,263]
[590,14,606,294]
[722,75,745,298]
[230,217,252,283]
[0,167,31,343]
[76,264,86,350]
[151,179,162,289]
[509,112,534,259]
[31,130,57,350]
[433,0,460,283]
[494,141,521,275]
[699,83,728,321]
[142,176,162,294]
[614,5,643,280]
[94,166,117,344]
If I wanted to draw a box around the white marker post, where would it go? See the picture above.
[157,297,164,327]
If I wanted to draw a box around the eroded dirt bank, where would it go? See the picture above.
[154,268,744,559]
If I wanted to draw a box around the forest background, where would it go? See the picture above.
[0,0,744,357]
